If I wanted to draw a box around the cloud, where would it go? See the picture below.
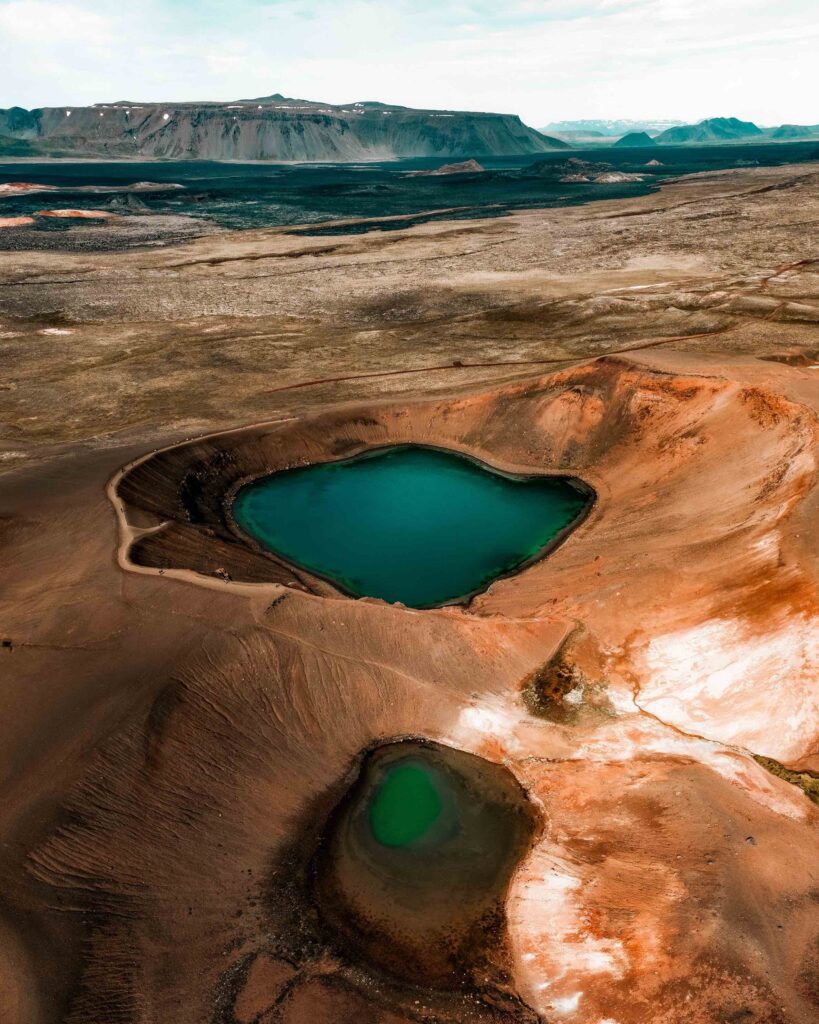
[0,0,817,124]
[0,0,113,43]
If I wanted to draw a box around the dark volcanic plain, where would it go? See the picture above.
[1,163,818,1024]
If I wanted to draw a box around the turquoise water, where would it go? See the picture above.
[232,445,591,607]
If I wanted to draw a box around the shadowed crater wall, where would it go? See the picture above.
[314,740,537,988]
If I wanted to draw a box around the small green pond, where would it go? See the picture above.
[232,445,591,607]
[368,761,445,847]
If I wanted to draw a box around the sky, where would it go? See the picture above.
[1,0,817,127]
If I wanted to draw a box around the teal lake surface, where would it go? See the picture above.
[232,446,591,607]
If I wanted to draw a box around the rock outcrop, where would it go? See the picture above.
[406,159,487,176]
[593,171,645,182]
[527,156,612,177]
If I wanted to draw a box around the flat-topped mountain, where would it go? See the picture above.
[0,96,566,162]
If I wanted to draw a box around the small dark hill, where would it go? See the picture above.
[526,157,612,179]
[614,132,657,148]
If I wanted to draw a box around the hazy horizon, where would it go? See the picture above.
[1,0,817,127]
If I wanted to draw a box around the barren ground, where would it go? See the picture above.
[0,164,817,1024]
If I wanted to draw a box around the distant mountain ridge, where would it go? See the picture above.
[767,123,819,139]
[541,119,684,137]
[543,116,819,148]
[0,95,567,161]
[653,117,762,144]
[649,116,819,145]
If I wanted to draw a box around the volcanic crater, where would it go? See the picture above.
[37,352,809,1023]
[3,159,819,1024]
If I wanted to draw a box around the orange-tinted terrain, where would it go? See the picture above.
[1,164,817,1024]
